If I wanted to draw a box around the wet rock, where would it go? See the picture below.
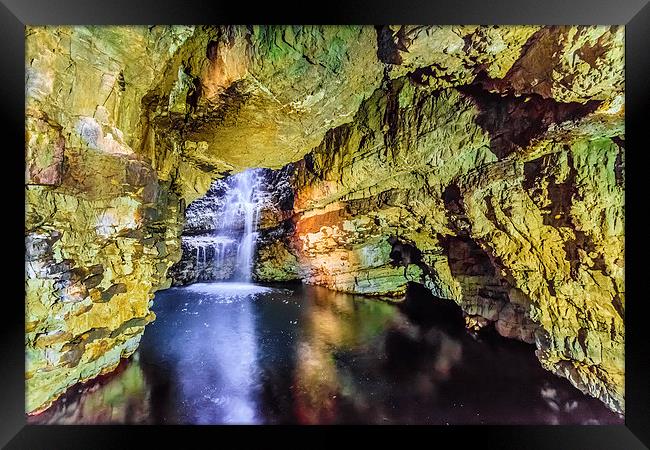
[26,116,65,186]
[256,27,624,412]
[25,25,624,415]
[253,239,301,282]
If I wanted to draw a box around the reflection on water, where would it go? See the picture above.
[29,283,623,425]
[27,356,151,425]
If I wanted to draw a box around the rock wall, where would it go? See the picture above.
[140,25,386,204]
[26,25,624,415]
[253,26,625,412]
[25,26,193,413]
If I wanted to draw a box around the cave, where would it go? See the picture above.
[25,25,625,425]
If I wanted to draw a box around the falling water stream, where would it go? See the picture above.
[220,169,264,281]
[188,169,265,282]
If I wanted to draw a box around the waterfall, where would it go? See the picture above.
[180,169,265,283]
[219,169,264,281]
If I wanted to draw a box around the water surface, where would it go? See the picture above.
[30,282,623,425]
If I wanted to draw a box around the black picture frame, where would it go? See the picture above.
[3,0,648,448]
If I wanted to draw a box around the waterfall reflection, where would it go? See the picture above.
[177,293,259,424]
[139,283,264,424]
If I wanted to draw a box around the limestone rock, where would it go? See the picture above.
[378,25,540,83]
[144,25,385,202]
[253,239,302,282]
[482,26,625,104]
[255,31,624,411]
[25,25,625,416]
[25,26,186,414]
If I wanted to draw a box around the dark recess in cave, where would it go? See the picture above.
[206,40,219,61]
[380,79,403,153]
[374,25,404,65]
[184,67,202,118]
[439,234,515,308]
[440,235,498,278]
[388,235,432,280]
[612,137,625,185]
[397,281,465,335]
[459,80,602,159]
[442,183,463,214]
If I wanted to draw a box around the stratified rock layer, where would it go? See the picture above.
[25,26,195,413]
[26,25,624,415]
[254,26,625,412]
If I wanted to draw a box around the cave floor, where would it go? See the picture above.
[29,283,623,425]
